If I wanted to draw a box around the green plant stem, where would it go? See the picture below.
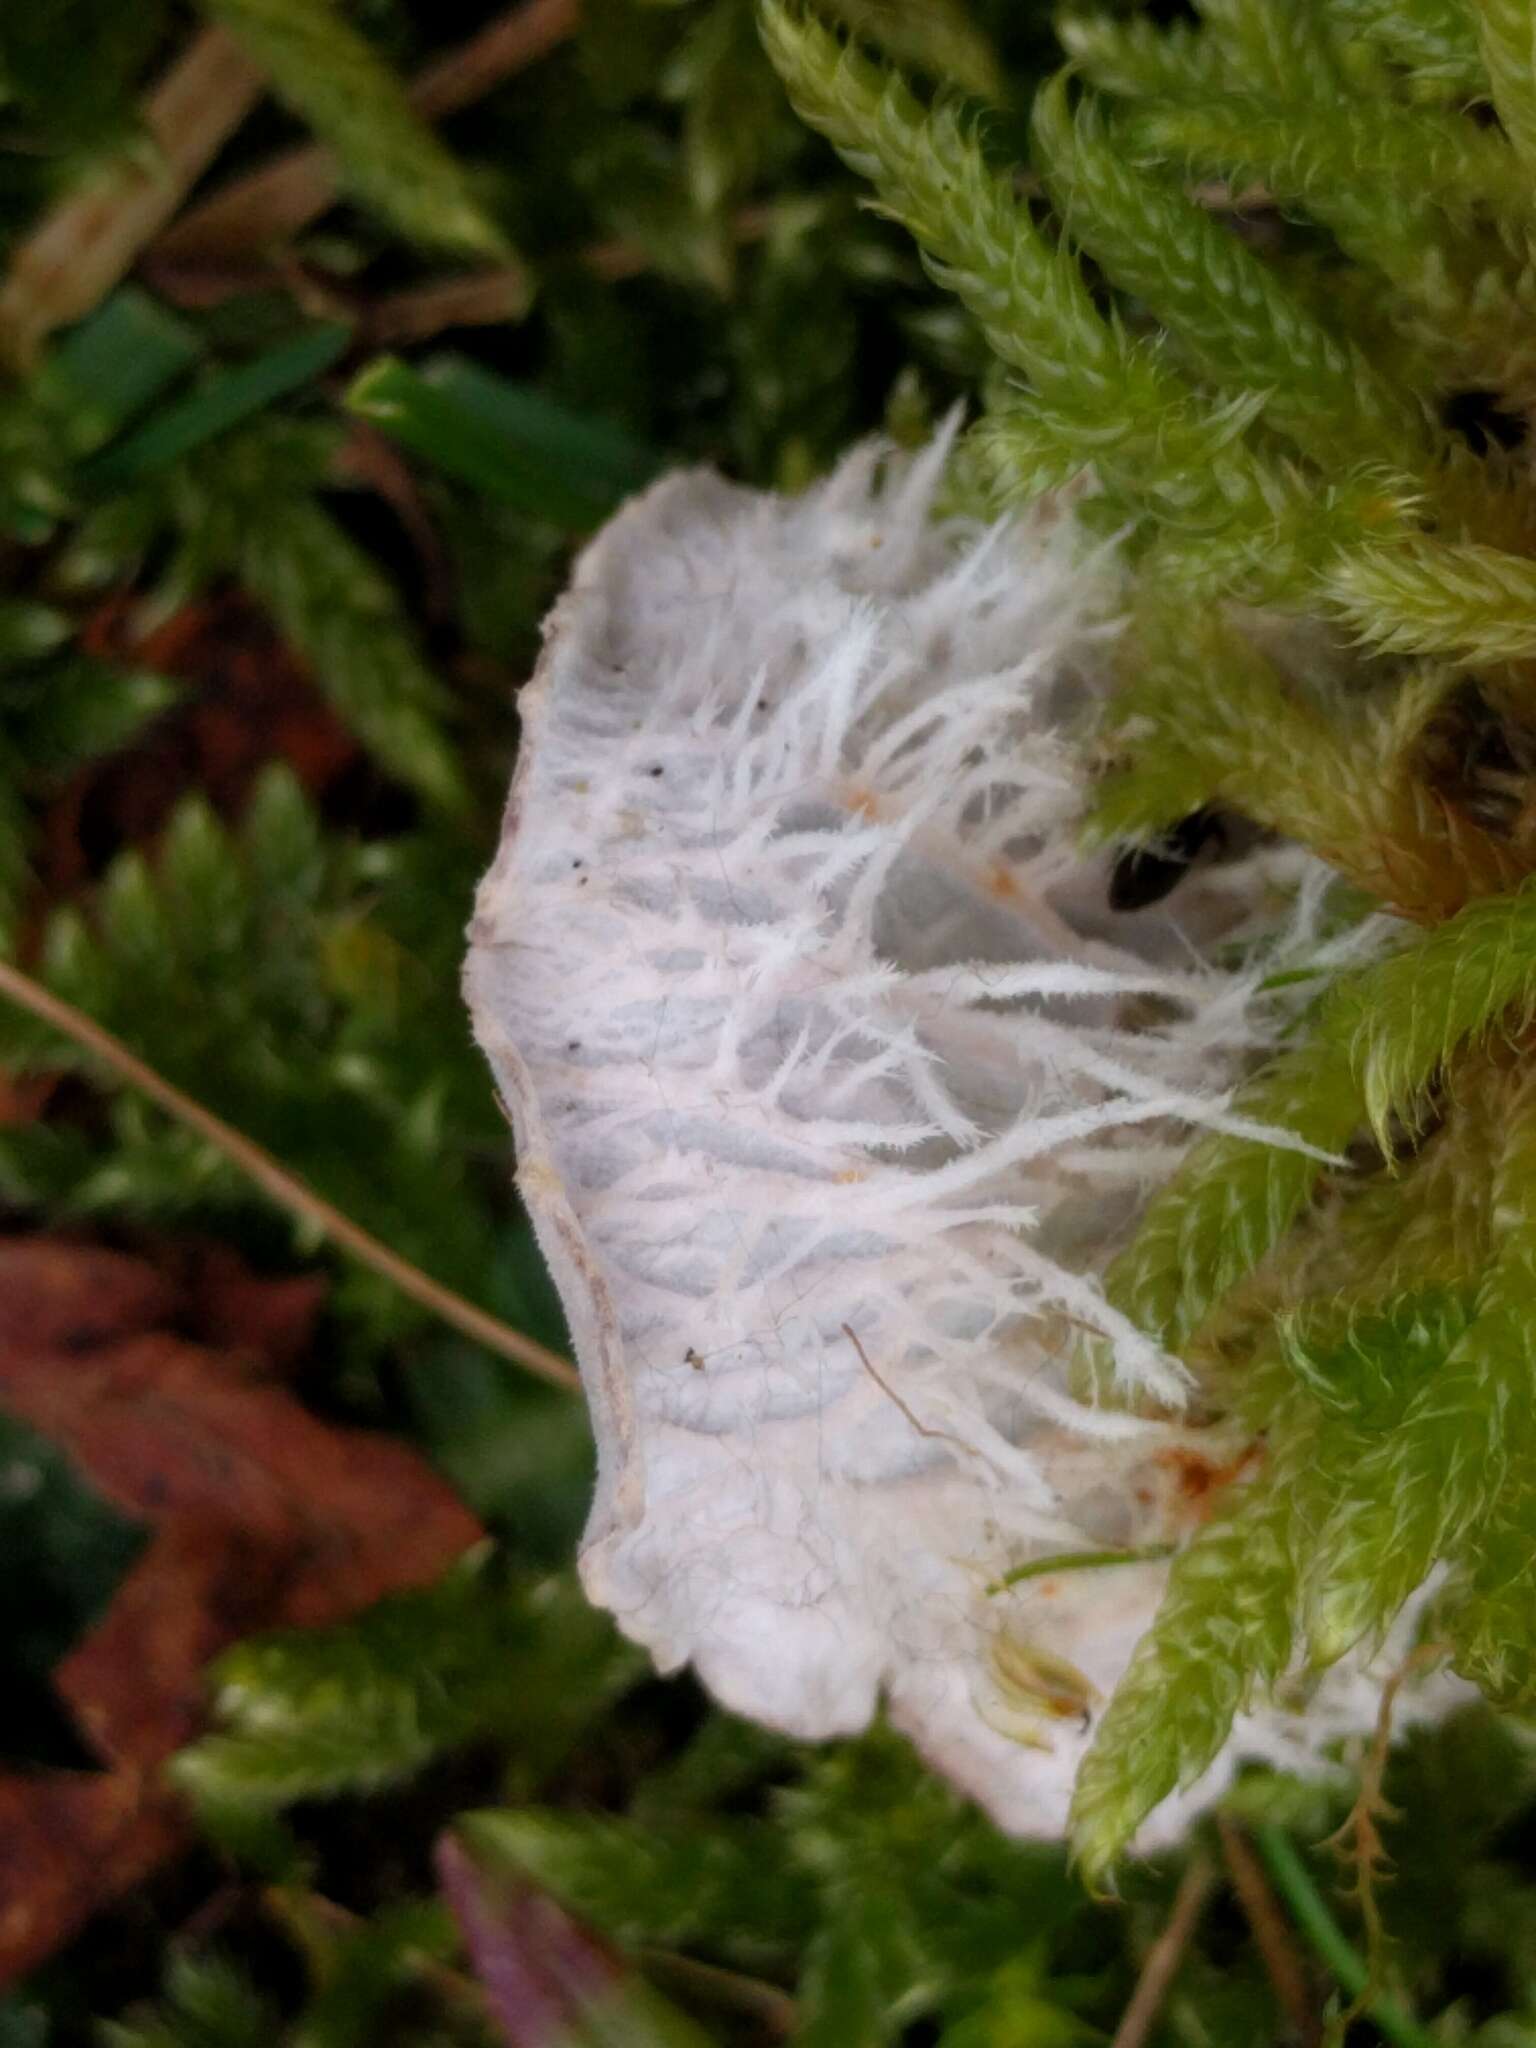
[985,1545,1175,1596]
[1251,1825,1437,2048]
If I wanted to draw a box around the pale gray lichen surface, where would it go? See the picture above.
[465,435,1466,1842]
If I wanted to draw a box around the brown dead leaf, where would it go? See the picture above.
[0,1072,57,1128]
[40,593,360,902]
[0,1233,482,1983]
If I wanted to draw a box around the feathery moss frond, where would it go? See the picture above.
[1279,1288,1478,1428]
[1090,601,1359,843]
[758,4,1178,427]
[1443,1472,1536,1707]
[174,1557,643,1813]
[1069,1418,1315,1884]
[457,1808,814,1961]
[1057,13,1229,99]
[1030,74,1429,473]
[1332,879,1536,1149]
[1472,0,1536,172]
[1195,0,1349,98]
[1303,1321,1522,1664]
[0,771,510,1340]
[1445,1551,1536,1706]
[165,432,467,812]
[1141,472,1419,606]
[1325,0,1486,96]
[1109,879,1536,1351]
[1329,538,1536,663]
[1186,1057,1504,1449]
[1436,1064,1536,1713]
[1303,1061,1536,1665]
[1089,603,1515,917]
[951,398,1104,505]
[100,1954,276,2048]
[963,385,1420,607]
[1103,1033,1361,1355]
[1123,96,1521,361]
[822,0,1004,101]
[956,387,1267,520]
[1127,96,1521,234]
[1080,1060,1513,1874]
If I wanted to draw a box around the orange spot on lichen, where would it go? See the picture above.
[1155,1442,1262,1526]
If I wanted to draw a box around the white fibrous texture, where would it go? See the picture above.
[466,434,1466,1844]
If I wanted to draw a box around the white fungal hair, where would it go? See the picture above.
[466,429,1465,1841]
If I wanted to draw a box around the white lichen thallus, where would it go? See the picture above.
[466,431,1466,1848]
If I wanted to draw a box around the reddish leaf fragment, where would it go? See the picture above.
[0,1233,480,1984]
[0,1072,56,1128]
[436,1833,714,2048]
[437,1833,622,2048]
[0,1239,176,1356]
[177,1241,327,1373]
[110,1238,327,1376]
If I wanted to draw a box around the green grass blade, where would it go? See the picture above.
[42,287,202,453]
[347,355,662,529]
[84,324,350,485]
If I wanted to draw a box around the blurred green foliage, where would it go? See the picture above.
[0,1411,146,1771]
[4,1,1536,2044]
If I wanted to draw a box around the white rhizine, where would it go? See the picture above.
[466,430,1465,1842]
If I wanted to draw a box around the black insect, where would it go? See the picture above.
[1418,679,1535,838]
[1441,388,1527,457]
[1108,809,1225,912]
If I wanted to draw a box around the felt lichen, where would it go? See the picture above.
[466,0,1536,1881]
[465,434,1466,1848]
